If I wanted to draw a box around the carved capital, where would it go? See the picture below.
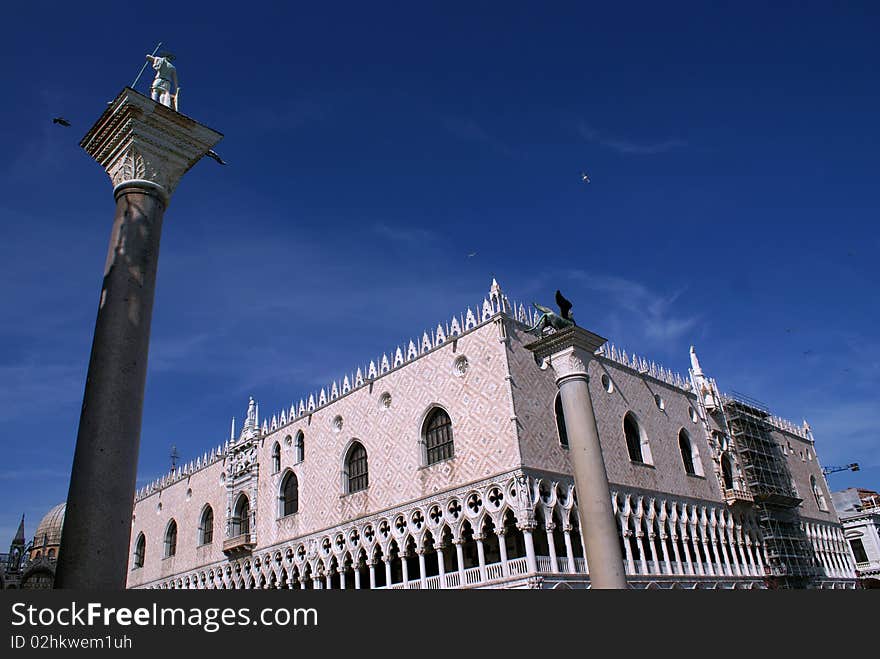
[549,347,590,382]
[524,326,607,384]
[81,87,222,203]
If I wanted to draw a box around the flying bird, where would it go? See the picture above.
[205,150,227,165]
[467,252,477,258]
[580,171,590,184]
[555,289,573,320]
[52,117,71,127]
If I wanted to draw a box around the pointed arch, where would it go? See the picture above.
[343,440,369,493]
[721,453,735,490]
[279,470,299,517]
[295,430,305,463]
[678,428,699,476]
[164,520,178,558]
[133,532,146,568]
[232,493,250,537]
[811,475,828,511]
[199,505,214,545]
[623,412,652,464]
[422,406,454,465]
[271,441,281,473]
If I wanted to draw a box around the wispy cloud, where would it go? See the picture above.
[577,122,686,155]
[0,362,84,422]
[0,467,70,482]
[807,400,880,468]
[567,270,700,343]
[372,222,438,247]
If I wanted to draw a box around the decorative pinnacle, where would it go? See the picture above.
[689,345,704,376]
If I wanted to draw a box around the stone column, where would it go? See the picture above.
[497,530,509,576]
[521,524,539,575]
[659,532,672,575]
[717,524,733,576]
[418,550,427,589]
[368,561,376,589]
[455,541,465,583]
[689,524,705,576]
[621,526,636,574]
[545,523,560,573]
[680,523,695,576]
[563,529,575,573]
[437,546,446,588]
[475,536,487,582]
[55,88,222,589]
[526,326,627,588]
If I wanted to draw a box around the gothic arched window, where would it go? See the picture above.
[295,431,305,463]
[280,471,299,517]
[200,506,214,545]
[811,475,828,511]
[424,407,454,464]
[555,394,569,448]
[345,441,369,493]
[624,413,645,463]
[232,495,250,537]
[271,442,281,473]
[133,533,146,568]
[164,520,177,558]
[679,429,696,475]
[721,453,735,490]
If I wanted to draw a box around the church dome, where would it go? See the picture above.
[32,503,65,548]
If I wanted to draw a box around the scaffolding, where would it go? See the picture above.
[722,393,818,585]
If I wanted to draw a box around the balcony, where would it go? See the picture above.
[723,487,754,505]
[222,533,256,557]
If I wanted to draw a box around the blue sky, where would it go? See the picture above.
[1,2,878,544]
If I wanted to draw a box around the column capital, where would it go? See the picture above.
[524,326,607,383]
[81,87,223,204]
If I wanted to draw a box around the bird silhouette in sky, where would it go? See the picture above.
[581,171,591,184]
[52,117,71,127]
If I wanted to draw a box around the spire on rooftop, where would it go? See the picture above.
[12,514,25,545]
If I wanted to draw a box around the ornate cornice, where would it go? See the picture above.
[80,87,223,203]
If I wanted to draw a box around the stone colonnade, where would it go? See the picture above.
[145,475,803,590]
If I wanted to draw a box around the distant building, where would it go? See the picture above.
[1,503,65,589]
[832,488,880,587]
[123,280,856,589]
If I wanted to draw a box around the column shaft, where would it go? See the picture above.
[557,375,628,588]
[56,186,166,589]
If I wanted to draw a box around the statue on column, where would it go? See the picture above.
[527,289,576,336]
[146,51,180,110]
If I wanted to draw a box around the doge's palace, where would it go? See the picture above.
[115,279,855,590]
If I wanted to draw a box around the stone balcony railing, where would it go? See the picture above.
[222,533,256,556]
[723,487,755,505]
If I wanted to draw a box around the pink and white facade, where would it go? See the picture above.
[126,280,855,589]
